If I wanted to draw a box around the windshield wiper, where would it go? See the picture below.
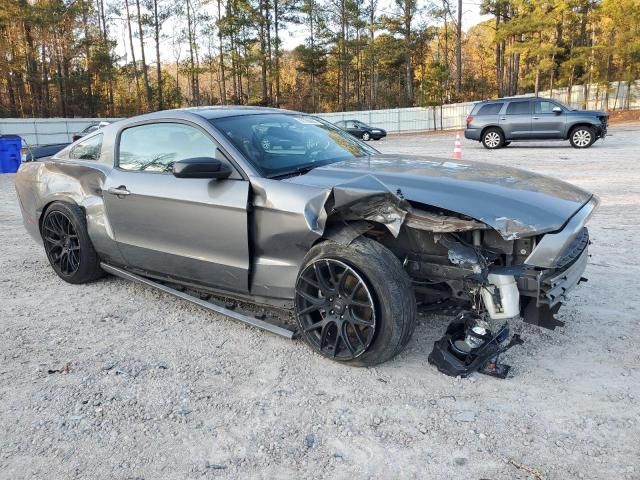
[270,164,318,179]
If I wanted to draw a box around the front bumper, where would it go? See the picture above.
[518,229,589,308]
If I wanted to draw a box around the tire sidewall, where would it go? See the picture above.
[362,132,371,141]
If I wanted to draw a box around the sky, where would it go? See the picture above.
[277,0,491,50]
[114,0,491,64]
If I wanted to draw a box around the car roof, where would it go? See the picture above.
[478,96,553,104]
[166,106,300,120]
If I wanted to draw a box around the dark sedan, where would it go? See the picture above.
[334,120,386,141]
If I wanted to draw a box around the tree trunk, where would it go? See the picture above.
[273,0,280,107]
[153,0,162,110]
[217,0,227,104]
[135,0,152,108]
[124,0,142,112]
[455,0,462,95]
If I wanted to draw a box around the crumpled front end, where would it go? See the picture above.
[314,176,599,330]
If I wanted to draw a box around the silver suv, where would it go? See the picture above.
[465,97,608,149]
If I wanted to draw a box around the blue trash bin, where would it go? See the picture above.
[0,135,22,174]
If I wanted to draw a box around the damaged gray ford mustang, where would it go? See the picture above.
[15,107,597,367]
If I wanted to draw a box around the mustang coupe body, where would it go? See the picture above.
[15,107,597,366]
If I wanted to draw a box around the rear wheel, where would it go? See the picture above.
[569,126,595,148]
[482,128,504,149]
[41,202,104,284]
[361,132,371,141]
[295,238,416,366]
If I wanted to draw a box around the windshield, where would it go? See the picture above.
[210,113,377,177]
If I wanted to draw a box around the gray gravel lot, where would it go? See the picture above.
[1,123,639,479]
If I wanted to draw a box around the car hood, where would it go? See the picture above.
[284,154,593,239]
[567,109,608,117]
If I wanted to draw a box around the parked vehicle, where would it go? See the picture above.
[72,121,111,142]
[465,97,608,149]
[334,120,387,141]
[15,107,597,366]
[21,143,69,162]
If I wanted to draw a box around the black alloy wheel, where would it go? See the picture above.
[43,210,81,277]
[295,259,376,360]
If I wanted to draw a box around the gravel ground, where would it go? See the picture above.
[1,124,639,480]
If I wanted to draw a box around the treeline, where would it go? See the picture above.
[0,0,638,118]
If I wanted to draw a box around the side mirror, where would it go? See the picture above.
[552,106,563,114]
[173,157,232,179]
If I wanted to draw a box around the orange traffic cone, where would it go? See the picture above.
[453,131,462,160]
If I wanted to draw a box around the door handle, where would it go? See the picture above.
[532,116,540,120]
[500,117,506,121]
[107,186,131,196]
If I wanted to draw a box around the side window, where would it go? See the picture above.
[534,101,556,113]
[506,101,531,115]
[477,103,504,115]
[346,121,356,128]
[118,123,223,173]
[70,134,103,161]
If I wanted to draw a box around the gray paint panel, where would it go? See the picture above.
[103,169,251,292]
[286,154,592,239]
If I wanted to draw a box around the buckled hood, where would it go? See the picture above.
[285,154,593,239]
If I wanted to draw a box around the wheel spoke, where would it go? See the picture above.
[304,319,326,333]
[297,289,325,305]
[325,260,340,288]
[299,274,320,290]
[339,322,356,355]
[43,236,62,246]
[298,302,324,316]
[319,321,332,350]
[336,270,350,297]
[350,298,372,308]
[347,309,374,327]
[313,263,333,294]
[351,325,366,348]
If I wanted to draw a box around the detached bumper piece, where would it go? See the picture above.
[428,312,524,379]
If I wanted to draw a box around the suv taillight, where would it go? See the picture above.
[466,116,473,125]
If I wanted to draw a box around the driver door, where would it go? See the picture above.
[103,121,250,293]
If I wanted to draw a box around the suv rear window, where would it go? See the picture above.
[476,103,503,115]
[506,101,531,115]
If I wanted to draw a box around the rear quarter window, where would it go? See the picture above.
[506,101,531,115]
[476,103,504,115]
[69,134,103,161]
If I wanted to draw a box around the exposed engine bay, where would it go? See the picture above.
[323,188,595,377]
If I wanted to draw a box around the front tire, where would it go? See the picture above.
[569,126,595,148]
[482,128,504,149]
[361,132,371,141]
[295,238,417,366]
[41,202,104,284]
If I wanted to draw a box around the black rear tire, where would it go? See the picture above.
[569,126,596,148]
[295,237,417,367]
[361,132,371,141]
[482,128,505,149]
[41,202,104,284]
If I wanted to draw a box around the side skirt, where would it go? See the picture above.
[100,263,296,339]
